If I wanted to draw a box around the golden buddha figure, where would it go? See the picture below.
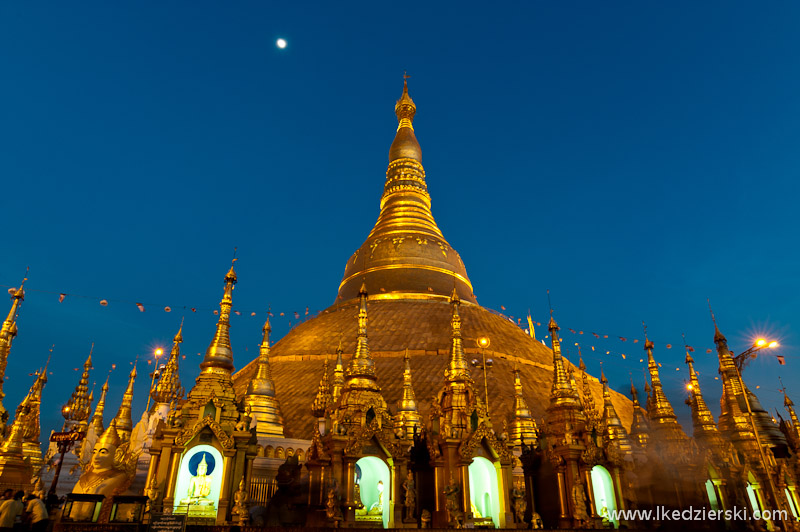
[72,421,130,519]
[179,453,215,510]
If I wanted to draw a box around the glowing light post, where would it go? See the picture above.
[472,337,493,417]
[145,347,165,413]
[734,338,785,525]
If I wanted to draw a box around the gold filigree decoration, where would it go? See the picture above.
[392,236,406,250]
[352,249,359,264]
[174,415,235,449]
[343,417,401,458]
[369,239,383,259]
[436,241,449,258]
[415,236,428,246]
[458,422,513,463]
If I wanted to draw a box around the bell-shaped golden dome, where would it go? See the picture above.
[338,79,475,303]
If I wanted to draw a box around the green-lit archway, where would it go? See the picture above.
[355,456,391,528]
[468,456,500,527]
[591,465,618,528]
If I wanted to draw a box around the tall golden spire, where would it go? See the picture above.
[509,367,538,445]
[201,262,237,374]
[437,289,478,435]
[0,278,25,421]
[629,380,650,449]
[685,349,726,455]
[782,391,800,446]
[244,318,284,438]
[599,367,633,454]
[15,353,49,472]
[547,313,582,409]
[396,349,422,438]
[344,283,379,388]
[337,78,475,302]
[90,375,109,435]
[62,350,93,430]
[643,328,687,447]
[331,338,345,405]
[311,359,331,419]
[114,362,137,442]
[153,323,185,406]
[446,289,470,382]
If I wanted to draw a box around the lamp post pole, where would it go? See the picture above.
[473,337,492,417]
[145,348,164,413]
[733,340,785,527]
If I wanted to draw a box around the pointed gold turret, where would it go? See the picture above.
[337,78,475,303]
[783,392,800,447]
[344,284,379,388]
[509,367,538,445]
[628,381,650,449]
[685,350,726,456]
[90,375,109,435]
[547,314,582,410]
[599,367,633,454]
[153,324,185,406]
[16,354,48,473]
[445,289,470,382]
[244,318,284,438]
[643,331,687,449]
[335,285,388,430]
[311,359,331,419]
[114,362,137,442]
[62,351,93,430]
[0,278,25,421]
[201,263,237,374]
[331,338,345,405]
[396,349,422,439]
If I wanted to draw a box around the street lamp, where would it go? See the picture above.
[145,347,165,413]
[471,337,492,417]
[732,337,786,525]
[733,338,779,372]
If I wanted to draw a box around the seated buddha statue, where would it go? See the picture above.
[72,421,130,519]
[179,453,214,506]
[368,480,384,515]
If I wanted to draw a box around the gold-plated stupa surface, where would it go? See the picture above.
[233,298,633,439]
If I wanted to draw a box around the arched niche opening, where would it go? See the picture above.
[468,456,500,527]
[173,445,225,518]
[706,464,721,511]
[590,465,618,528]
[355,456,391,528]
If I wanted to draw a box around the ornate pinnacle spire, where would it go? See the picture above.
[331,337,345,404]
[16,353,48,461]
[509,367,538,445]
[629,380,650,449]
[336,78,475,303]
[398,349,418,413]
[547,313,580,407]
[579,350,598,420]
[245,318,285,438]
[311,359,331,418]
[345,283,378,385]
[246,318,276,397]
[643,327,686,447]
[90,375,109,435]
[446,289,470,382]
[396,349,422,438]
[0,277,26,420]
[153,323,185,405]
[782,389,800,445]
[201,262,237,374]
[599,367,633,453]
[684,349,726,455]
[62,350,93,429]
[114,362,137,442]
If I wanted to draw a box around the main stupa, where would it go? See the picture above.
[233,80,632,439]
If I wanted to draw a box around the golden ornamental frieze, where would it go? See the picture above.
[458,422,512,463]
[174,415,235,449]
[343,419,401,458]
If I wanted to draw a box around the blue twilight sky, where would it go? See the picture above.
[1,1,799,437]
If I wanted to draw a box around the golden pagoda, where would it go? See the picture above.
[643,333,687,451]
[114,362,137,442]
[628,381,650,450]
[243,318,284,438]
[16,355,49,474]
[0,278,25,424]
[508,366,538,445]
[90,376,109,435]
[395,349,422,439]
[684,349,728,459]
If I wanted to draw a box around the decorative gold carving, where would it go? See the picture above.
[174,415,235,449]
[458,422,513,462]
